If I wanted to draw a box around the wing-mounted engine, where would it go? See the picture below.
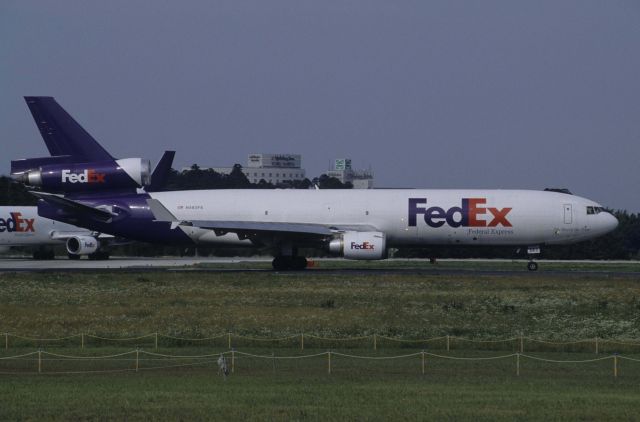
[66,235,99,255]
[329,231,387,260]
[12,158,150,193]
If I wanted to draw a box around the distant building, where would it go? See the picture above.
[327,159,374,189]
[199,153,306,185]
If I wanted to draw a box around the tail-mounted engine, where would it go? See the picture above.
[12,158,150,193]
[329,231,387,260]
[66,236,100,255]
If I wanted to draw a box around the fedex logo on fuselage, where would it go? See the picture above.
[409,198,512,228]
[0,212,35,233]
[61,169,106,184]
[351,241,374,250]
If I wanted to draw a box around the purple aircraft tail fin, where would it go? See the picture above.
[147,151,175,192]
[23,96,114,162]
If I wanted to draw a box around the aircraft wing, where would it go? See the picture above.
[30,191,113,223]
[146,198,375,238]
[49,231,115,240]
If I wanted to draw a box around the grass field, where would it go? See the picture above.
[1,262,640,420]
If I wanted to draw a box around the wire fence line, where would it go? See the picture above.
[3,332,640,354]
[0,348,637,377]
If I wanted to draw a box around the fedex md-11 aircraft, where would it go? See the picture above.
[13,97,618,270]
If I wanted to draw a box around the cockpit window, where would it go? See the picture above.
[587,206,594,215]
[587,206,605,215]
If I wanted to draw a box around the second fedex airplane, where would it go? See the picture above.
[13,97,618,270]
[0,206,111,259]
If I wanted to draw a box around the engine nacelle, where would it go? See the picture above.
[12,158,150,193]
[66,236,100,255]
[329,231,387,260]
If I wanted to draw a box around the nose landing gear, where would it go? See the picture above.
[525,245,540,271]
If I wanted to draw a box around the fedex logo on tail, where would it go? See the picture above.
[409,198,512,228]
[61,169,106,184]
[0,212,35,233]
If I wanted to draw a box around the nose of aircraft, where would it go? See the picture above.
[601,212,618,234]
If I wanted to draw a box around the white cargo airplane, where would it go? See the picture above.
[145,187,619,271]
[0,206,110,259]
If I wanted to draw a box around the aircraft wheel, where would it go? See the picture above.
[272,256,288,271]
[527,261,538,271]
[292,256,308,271]
[68,253,81,260]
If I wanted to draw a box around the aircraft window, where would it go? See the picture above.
[587,206,595,215]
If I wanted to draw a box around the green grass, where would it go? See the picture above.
[2,264,640,420]
[1,268,640,341]
[1,352,640,421]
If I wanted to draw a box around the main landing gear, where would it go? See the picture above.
[272,255,308,271]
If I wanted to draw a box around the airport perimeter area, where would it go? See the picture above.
[2,260,640,420]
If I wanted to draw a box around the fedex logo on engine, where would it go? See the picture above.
[351,241,375,250]
[61,169,106,184]
[0,212,35,233]
[409,198,512,228]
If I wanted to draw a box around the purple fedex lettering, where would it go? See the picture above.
[408,198,511,228]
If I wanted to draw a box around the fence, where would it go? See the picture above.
[0,348,639,377]
[3,332,640,354]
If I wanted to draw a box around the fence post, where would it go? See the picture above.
[301,333,304,351]
[38,349,42,374]
[155,332,158,350]
[328,351,331,374]
[81,333,84,350]
[136,348,139,372]
[228,332,232,349]
[231,349,235,373]
[595,337,599,354]
[520,336,524,353]
[516,353,520,376]
[373,334,377,351]
[5,333,7,350]
[614,355,618,378]
[446,335,450,352]
[421,350,425,375]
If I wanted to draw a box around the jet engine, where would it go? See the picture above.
[12,158,150,193]
[66,236,99,255]
[329,231,387,260]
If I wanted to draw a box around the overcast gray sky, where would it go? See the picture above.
[2,1,639,210]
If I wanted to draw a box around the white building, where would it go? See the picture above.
[327,158,374,189]
[203,153,307,185]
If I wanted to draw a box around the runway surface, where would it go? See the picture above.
[0,256,639,277]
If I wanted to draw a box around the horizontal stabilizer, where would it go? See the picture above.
[31,191,113,223]
[11,155,74,174]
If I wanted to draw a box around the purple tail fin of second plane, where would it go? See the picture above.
[24,96,114,162]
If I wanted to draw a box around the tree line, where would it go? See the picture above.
[0,169,638,259]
